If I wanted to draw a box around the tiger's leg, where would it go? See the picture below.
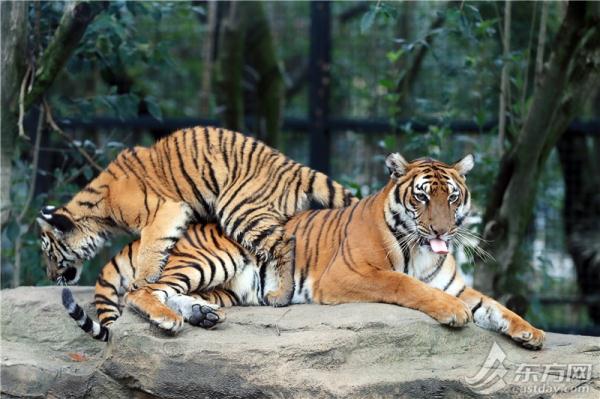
[192,289,241,308]
[94,242,138,328]
[230,218,295,307]
[125,286,185,333]
[126,253,236,331]
[67,241,139,339]
[458,287,545,349]
[316,263,472,327]
[261,234,295,307]
[131,201,194,289]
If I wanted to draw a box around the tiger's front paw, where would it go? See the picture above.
[264,288,292,307]
[188,304,226,329]
[425,295,472,327]
[509,321,545,350]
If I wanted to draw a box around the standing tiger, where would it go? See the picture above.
[63,153,545,349]
[38,127,356,307]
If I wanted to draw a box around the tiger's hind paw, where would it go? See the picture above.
[188,304,226,329]
[152,313,184,334]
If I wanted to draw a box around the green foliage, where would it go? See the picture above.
[1,126,132,288]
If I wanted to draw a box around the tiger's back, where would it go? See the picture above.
[39,126,356,307]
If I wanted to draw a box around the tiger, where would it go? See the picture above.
[63,153,545,349]
[37,126,356,307]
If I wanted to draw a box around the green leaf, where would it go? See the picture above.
[145,96,163,121]
[360,9,376,34]
[83,165,93,181]
[5,219,21,242]
[386,49,404,63]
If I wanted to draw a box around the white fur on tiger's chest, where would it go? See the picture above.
[406,247,440,278]
[405,247,465,296]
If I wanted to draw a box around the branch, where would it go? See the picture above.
[17,108,44,222]
[534,2,549,87]
[393,4,448,118]
[498,1,511,155]
[519,2,538,124]
[24,1,106,110]
[17,65,32,140]
[13,107,44,288]
[43,99,103,172]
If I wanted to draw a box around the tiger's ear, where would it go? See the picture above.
[37,206,75,234]
[453,154,474,176]
[36,216,54,232]
[386,153,408,179]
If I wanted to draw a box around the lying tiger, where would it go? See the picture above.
[63,153,545,349]
[37,127,355,307]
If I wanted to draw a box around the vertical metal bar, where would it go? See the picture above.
[309,1,331,174]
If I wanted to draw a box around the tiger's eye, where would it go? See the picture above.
[415,193,429,202]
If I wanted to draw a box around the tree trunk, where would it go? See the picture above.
[199,0,218,115]
[24,1,106,109]
[497,1,511,155]
[557,133,600,324]
[1,1,28,225]
[241,1,285,148]
[393,4,447,119]
[216,2,244,132]
[474,2,600,297]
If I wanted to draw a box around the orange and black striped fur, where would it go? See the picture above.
[38,127,356,306]
[64,153,544,349]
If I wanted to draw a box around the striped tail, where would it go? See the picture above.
[309,170,357,208]
[62,288,110,342]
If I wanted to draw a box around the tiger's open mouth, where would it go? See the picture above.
[56,267,79,285]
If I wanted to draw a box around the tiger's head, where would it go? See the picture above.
[37,206,105,284]
[384,153,473,255]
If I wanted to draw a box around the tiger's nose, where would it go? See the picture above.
[430,225,448,237]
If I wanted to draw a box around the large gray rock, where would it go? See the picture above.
[1,287,598,398]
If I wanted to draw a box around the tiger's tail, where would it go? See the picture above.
[62,288,110,342]
[309,170,357,208]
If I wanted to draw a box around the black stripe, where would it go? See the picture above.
[471,298,483,314]
[101,315,118,324]
[423,255,446,283]
[96,307,117,316]
[82,317,93,332]
[98,327,109,341]
[171,272,192,291]
[402,245,411,274]
[174,135,210,212]
[259,262,268,296]
[83,187,101,194]
[95,294,120,309]
[326,177,335,206]
[443,266,457,291]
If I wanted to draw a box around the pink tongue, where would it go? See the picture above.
[429,239,448,254]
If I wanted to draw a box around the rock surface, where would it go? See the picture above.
[1,286,599,398]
